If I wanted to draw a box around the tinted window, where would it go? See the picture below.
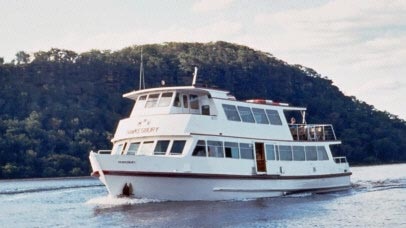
[279,145,292,161]
[252,108,269,124]
[293,146,305,161]
[154,140,170,155]
[173,93,181,107]
[192,140,206,156]
[266,109,282,125]
[170,140,186,154]
[190,95,199,109]
[224,142,239,159]
[240,143,254,159]
[222,104,241,121]
[237,106,255,123]
[266,144,275,160]
[208,140,224,157]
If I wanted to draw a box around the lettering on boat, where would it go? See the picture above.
[127,127,159,134]
[118,161,135,164]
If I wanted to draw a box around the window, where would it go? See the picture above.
[222,104,241,121]
[201,105,210,115]
[293,146,305,161]
[138,141,154,155]
[154,140,170,155]
[240,143,254,159]
[115,144,124,155]
[158,92,173,107]
[279,145,293,161]
[252,108,269,124]
[305,146,317,161]
[317,146,329,160]
[183,95,188,108]
[192,140,207,156]
[127,142,140,155]
[145,94,159,108]
[170,140,186,154]
[173,93,181,107]
[265,144,276,160]
[224,142,239,159]
[190,95,199,109]
[208,140,224,157]
[138,95,147,101]
[266,109,282,125]
[237,106,255,123]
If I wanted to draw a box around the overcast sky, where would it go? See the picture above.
[1,0,405,119]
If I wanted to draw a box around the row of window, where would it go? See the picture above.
[116,140,186,156]
[137,92,201,110]
[192,140,329,161]
[222,104,282,125]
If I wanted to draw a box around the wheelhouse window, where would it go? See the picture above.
[237,106,255,123]
[266,109,282,125]
[145,94,159,108]
[208,140,224,157]
[279,145,293,161]
[183,95,189,108]
[252,108,269,124]
[240,143,254,159]
[170,140,186,154]
[115,143,124,155]
[190,95,199,109]
[173,93,181,107]
[158,92,173,107]
[305,146,318,161]
[127,142,140,155]
[265,144,276,160]
[138,95,147,101]
[222,104,241,121]
[138,141,154,155]
[317,146,329,160]
[192,140,207,156]
[224,142,239,159]
[292,146,305,161]
[154,140,170,155]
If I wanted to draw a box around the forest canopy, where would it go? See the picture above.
[1,41,405,178]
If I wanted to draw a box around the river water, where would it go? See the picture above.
[1,164,405,227]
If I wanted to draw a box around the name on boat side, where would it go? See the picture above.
[127,119,159,134]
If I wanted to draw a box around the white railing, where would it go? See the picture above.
[289,124,337,141]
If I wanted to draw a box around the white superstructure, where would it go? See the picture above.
[89,83,351,200]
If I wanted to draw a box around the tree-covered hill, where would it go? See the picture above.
[1,41,405,178]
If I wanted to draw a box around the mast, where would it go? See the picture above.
[139,48,145,90]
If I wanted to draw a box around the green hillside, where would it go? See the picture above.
[1,41,405,178]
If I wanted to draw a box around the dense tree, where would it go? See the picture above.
[0,41,405,178]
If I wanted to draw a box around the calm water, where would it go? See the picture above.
[1,164,405,228]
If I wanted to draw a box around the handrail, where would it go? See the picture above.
[97,150,111,154]
[289,124,337,141]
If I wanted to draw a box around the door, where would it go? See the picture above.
[255,142,267,173]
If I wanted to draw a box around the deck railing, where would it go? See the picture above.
[95,150,111,154]
[289,124,337,141]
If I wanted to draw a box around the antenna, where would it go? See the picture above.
[192,67,198,86]
[139,48,145,90]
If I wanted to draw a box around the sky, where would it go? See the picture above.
[1,0,405,119]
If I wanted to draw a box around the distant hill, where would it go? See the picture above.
[1,41,405,178]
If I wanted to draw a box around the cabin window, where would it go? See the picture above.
[240,143,254,159]
[183,95,189,108]
[317,146,329,160]
[190,95,199,109]
[192,140,207,156]
[138,95,147,101]
[145,94,159,108]
[138,141,154,155]
[224,142,239,159]
[115,143,124,155]
[154,140,170,155]
[292,146,305,161]
[237,106,255,123]
[158,92,173,107]
[222,104,241,121]
[207,140,224,157]
[170,140,186,154]
[265,144,276,160]
[201,105,210,115]
[252,108,269,124]
[127,142,140,155]
[173,93,181,107]
[305,146,318,161]
[266,109,282,125]
[279,145,293,161]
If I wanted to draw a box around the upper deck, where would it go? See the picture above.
[113,86,338,143]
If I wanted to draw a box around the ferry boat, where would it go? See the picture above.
[89,69,351,201]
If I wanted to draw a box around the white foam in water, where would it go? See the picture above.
[86,195,162,207]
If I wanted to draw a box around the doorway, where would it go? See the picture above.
[255,142,267,173]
